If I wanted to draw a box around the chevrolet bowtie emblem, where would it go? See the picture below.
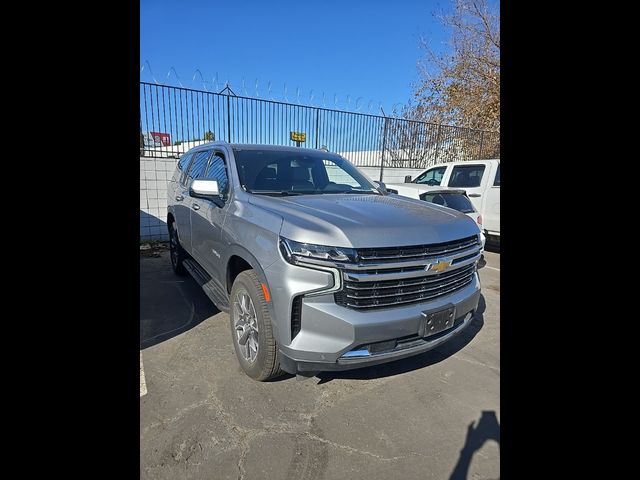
[428,259,452,273]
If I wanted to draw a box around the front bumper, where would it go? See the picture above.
[265,258,481,373]
[279,307,478,373]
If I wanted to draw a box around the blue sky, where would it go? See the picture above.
[140,0,452,114]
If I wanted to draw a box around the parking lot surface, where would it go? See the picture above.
[140,249,500,479]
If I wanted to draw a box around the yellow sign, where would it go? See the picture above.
[290,131,306,142]
[429,260,452,273]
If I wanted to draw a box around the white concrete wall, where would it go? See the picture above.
[140,156,177,241]
[358,167,425,185]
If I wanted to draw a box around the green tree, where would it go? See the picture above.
[204,130,215,141]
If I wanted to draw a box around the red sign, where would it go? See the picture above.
[149,131,171,146]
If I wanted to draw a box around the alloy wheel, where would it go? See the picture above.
[233,289,259,363]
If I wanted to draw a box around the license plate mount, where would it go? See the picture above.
[419,304,456,338]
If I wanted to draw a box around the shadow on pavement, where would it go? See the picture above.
[140,254,220,350]
[449,410,500,480]
[315,295,486,384]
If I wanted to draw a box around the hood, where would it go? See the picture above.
[248,193,480,248]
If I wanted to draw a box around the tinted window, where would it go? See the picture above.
[187,151,211,180]
[493,164,500,186]
[448,165,485,188]
[204,154,229,194]
[177,153,193,172]
[422,192,475,213]
[414,166,446,186]
[177,153,195,185]
[232,148,378,195]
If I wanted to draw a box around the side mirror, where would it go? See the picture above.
[373,180,388,194]
[404,175,412,183]
[190,179,220,199]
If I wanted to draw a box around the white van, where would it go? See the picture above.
[387,160,500,243]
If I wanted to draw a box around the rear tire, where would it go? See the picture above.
[230,270,284,381]
[168,221,187,276]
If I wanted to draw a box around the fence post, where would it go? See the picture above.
[226,94,231,142]
[315,109,320,149]
[434,124,442,164]
[379,117,389,182]
[479,131,485,159]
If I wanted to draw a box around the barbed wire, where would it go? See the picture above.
[140,61,402,116]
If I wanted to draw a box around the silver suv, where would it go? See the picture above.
[167,142,482,381]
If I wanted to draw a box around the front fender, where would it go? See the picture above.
[223,244,281,341]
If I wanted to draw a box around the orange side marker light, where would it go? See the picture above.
[261,284,271,302]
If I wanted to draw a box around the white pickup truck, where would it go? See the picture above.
[387,159,500,243]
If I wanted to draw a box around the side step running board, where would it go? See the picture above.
[183,258,230,312]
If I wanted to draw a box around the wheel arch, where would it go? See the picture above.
[225,245,279,338]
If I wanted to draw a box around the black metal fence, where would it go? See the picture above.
[140,82,499,169]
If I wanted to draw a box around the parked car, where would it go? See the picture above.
[386,185,485,249]
[167,142,483,381]
[392,160,500,244]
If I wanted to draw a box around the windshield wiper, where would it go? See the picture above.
[325,190,380,195]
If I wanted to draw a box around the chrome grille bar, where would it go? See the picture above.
[338,276,474,309]
[344,264,476,292]
[357,235,478,263]
[343,251,480,282]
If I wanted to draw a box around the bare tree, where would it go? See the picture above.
[385,113,441,169]
[384,106,491,169]
[412,0,500,132]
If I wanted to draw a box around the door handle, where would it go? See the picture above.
[192,203,200,210]
[175,195,184,201]
[469,193,482,197]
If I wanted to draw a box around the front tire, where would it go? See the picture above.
[230,270,283,381]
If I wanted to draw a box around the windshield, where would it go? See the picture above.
[421,192,475,213]
[232,148,379,196]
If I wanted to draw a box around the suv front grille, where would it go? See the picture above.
[334,236,480,310]
[355,235,479,264]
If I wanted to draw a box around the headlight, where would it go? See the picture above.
[279,237,357,265]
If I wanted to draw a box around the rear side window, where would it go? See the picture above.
[421,192,475,213]
[414,166,446,186]
[448,165,485,188]
[176,153,194,185]
[204,154,229,194]
[187,150,212,181]
[177,153,193,172]
[493,164,500,186]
